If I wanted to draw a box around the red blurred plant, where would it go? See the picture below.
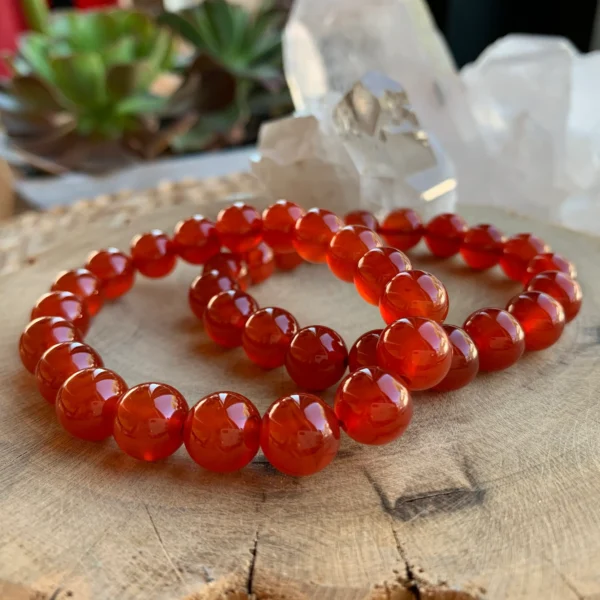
[74,0,119,8]
[0,1,27,78]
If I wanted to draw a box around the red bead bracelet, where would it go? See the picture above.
[18,201,582,477]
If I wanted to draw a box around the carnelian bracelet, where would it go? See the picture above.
[18,201,582,477]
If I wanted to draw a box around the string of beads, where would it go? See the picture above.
[19,201,582,476]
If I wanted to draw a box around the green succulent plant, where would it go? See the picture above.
[0,3,175,172]
[158,0,291,152]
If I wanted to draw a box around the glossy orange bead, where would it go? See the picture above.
[326,225,382,282]
[31,291,90,336]
[19,316,81,373]
[55,367,127,441]
[526,271,582,322]
[86,248,135,299]
[344,210,379,231]
[51,268,104,316]
[433,325,479,392]
[260,393,340,477]
[242,307,299,369]
[130,229,176,278]
[334,367,412,445]
[242,241,275,284]
[376,317,452,391]
[293,208,343,263]
[379,270,449,324]
[348,329,382,372]
[354,247,412,305]
[184,391,261,472]
[460,224,506,270]
[506,291,565,351]
[500,233,549,281]
[203,290,259,348]
[188,270,239,320]
[172,215,220,264]
[113,382,189,462]
[463,308,525,371]
[275,250,304,271]
[424,213,468,258]
[523,252,577,285]
[216,202,262,253]
[203,252,250,290]
[262,200,305,253]
[285,326,348,391]
[35,341,103,404]
[379,208,423,251]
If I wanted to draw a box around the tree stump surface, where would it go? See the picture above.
[0,174,599,600]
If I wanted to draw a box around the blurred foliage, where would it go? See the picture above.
[0,0,292,173]
[158,0,292,153]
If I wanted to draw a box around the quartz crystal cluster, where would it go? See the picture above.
[462,35,600,233]
[252,0,600,234]
[252,72,457,219]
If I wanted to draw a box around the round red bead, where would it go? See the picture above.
[19,317,81,373]
[463,308,525,371]
[326,225,382,282]
[433,325,479,392]
[354,247,412,306]
[130,229,176,278]
[260,393,340,477]
[344,210,379,231]
[460,224,506,270]
[35,341,103,404]
[31,291,90,336]
[506,291,565,351]
[172,215,220,265]
[188,270,239,320]
[262,200,305,253]
[348,329,382,372]
[242,307,299,369]
[424,213,468,258]
[275,250,304,271]
[293,208,343,263]
[379,270,449,324]
[184,391,261,473]
[285,326,348,391]
[113,382,189,462]
[523,252,576,285]
[55,367,127,441]
[203,290,259,348]
[526,271,582,323]
[500,233,549,281]
[334,367,412,445]
[203,252,250,290]
[86,248,135,299]
[242,241,275,284]
[51,268,103,316]
[376,317,452,391]
[379,208,423,251]
[216,202,262,253]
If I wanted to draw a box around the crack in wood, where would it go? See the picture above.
[543,556,585,600]
[48,589,62,600]
[364,469,419,599]
[144,503,185,587]
[246,530,259,598]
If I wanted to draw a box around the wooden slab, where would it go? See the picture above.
[0,176,599,600]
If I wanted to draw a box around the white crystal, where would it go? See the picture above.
[331,72,457,216]
[251,114,361,213]
[252,71,457,219]
[461,35,600,232]
[283,0,488,203]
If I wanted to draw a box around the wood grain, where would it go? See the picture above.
[0,177,599,600]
